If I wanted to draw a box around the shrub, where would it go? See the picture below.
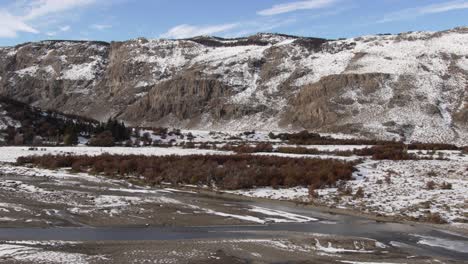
[441,182,452,190]
[461,146,468,154]
[222,143,273,154]
[276,147,320,155]
[426,181,436,190]
[407,143,458,151]
[17,154,356,190]
[364,144,416,160]
[308,185,319,199]
[424,212,447,224]
[337,184,353,196]
[88,131,115,147]
[384,175,392,184]
[354,187,365,199]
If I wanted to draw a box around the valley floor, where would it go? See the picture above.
[0,143,467,263]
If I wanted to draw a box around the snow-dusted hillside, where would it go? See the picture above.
[0,28,467,144]
[0,97,99,145]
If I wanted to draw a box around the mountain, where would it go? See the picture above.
[0,27,467,144]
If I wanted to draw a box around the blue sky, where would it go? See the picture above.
[0,0,467,46]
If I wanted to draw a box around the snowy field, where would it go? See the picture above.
[0,241,98,264]
[233,157,468,228]
[0,145,467,229]
[317,159,468,225]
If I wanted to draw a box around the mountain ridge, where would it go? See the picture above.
[0,27,467,144]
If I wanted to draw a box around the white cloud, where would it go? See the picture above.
[90,24,112,30]
[379,0,468,23]
[420,0,468,14]
[0,0,97,38]
[60,25,71,32]
[0,10,39,38]
[228,18,298,37]
[44,25,70,37]
[257,0,337,16]
[161,23,240,39]
[23,0,96,21]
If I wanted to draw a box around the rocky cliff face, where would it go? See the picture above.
[0,28,467,144]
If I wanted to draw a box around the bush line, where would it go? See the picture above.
[17,154,356,190]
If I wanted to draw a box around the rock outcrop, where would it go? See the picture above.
[0,28,467,144]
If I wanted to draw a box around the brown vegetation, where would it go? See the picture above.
[462,146,468,154]
[17,154,356,190]
[268,131,396,146]
[423,212,448,224]
[359,144,417,160]
[269,131,460,151]
[441,182,453,190]
[220,142,418,161]
[354,187,365,199]
[88,131,115,147]
[407,143,458,151]
[426,181,436,190]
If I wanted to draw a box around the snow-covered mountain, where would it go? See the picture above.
[0,27,467,144]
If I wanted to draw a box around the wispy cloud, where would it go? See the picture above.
[59,25,71,32]
[257,0,337,16]
[379,0,468,23]
[160,9,341,40]
[0,0,97,38]
[45,24,71,37]
[161,23,240,39]
[228,18,298,37]
[0,10,39,38]
[91,24,112,30]
[23,0,96,21]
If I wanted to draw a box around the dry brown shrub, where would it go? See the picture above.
[424,212,447,224]
[17,154,356,190]
[441,182,452,190]
[426,180,436,190]
[354,187,365,199]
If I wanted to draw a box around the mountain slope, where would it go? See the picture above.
[0,28,467,144]
[0,97,98,144]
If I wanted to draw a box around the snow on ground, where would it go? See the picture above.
[0,163,112,183]
[315,159,468,224]
[187,204,317,224]
[14,66,40,77]
[284,145,372,151]
[0,144,466,227]
[227,187,309,202]
[410,150,468,162]
[0,146,231,163]
[197,236,386,258]
[253,152,361,161]
[248,206,317,223]
[0,241,99,264]
[0,106,21,130]
[0,161,318,225]
[314,239,373,254]
[136,129,281,144]
[228,156,468,227]
[412,234,468,253]
[60,59,103,81]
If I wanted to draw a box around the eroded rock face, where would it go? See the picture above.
[0,28,467,144]
[285,73,391,129]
